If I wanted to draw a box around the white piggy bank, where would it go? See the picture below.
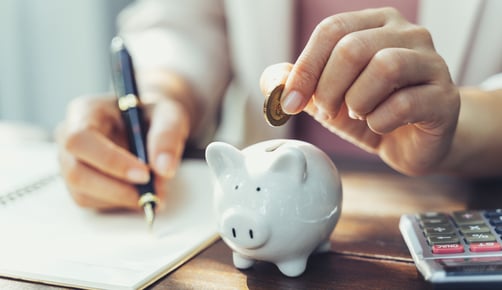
[205,139,342,277]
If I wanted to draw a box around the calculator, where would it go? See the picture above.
[399,210,502,285]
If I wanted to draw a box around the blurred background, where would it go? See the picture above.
[0,0,132,141]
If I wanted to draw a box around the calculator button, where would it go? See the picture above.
[424,225,456,235]
[427,234,460,245]
[469,242,502,252]
[464,232,496,243]
[459,224,490,234]
[489,216,502,226]
[484,209,502,218]
[495,225,502,234]
[432,244,464,254]
[421,221,452,228]
[419,216,452,227]
[452,211,484,225]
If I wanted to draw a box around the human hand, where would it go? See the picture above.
[261,7,460,176]
[56,93,190,210]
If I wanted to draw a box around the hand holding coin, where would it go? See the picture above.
[263,84,291,127]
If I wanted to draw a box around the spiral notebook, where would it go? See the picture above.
[0,142,218,290]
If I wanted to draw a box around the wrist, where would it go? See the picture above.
[439,88,502,177]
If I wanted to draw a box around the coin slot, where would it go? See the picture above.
[265,142,285,152]
[232,228,236,238]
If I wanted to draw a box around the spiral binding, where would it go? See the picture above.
[0,174,59,206]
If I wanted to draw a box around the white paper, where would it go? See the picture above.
[0,142,218,290]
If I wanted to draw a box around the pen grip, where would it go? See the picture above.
[122,106,156,197]
[122,106,148,163]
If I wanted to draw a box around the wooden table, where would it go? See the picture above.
[2,155,502,290]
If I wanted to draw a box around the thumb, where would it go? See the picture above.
[260,62,293,99]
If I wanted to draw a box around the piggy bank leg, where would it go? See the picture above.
[314,239,331,253]
[233,252,255,269]
[276,256,308,277]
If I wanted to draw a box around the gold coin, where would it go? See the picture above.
[263,84,290,127]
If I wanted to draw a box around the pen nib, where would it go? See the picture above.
[143,202,155,230]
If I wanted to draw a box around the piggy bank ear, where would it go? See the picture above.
[268,147,307,183]
[205,142,244,178]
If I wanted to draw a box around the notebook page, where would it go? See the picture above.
[0,157,218,290]
[0,142,59,194]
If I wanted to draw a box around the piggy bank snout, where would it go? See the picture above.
[219,208,270,249]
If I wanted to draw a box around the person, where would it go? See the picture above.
[56,0,502,211]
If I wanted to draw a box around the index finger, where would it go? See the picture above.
[64,128,150,183]
[63,96,150,183]
[281,8,391,115]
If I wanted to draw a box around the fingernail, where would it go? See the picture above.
[348,109,358,120]
[156,153,174,177]
[281,90,304,114]
[127,168,150,183]
[348,109,365,120]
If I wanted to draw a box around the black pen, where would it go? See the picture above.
[110,36,158,228]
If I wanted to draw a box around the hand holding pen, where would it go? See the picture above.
[56,40,193,215]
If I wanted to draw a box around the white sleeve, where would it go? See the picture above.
[117,0,231,146]
[480,73,502,90]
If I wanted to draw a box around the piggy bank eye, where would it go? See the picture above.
[234,185,239,190]
[256,187,261,192]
